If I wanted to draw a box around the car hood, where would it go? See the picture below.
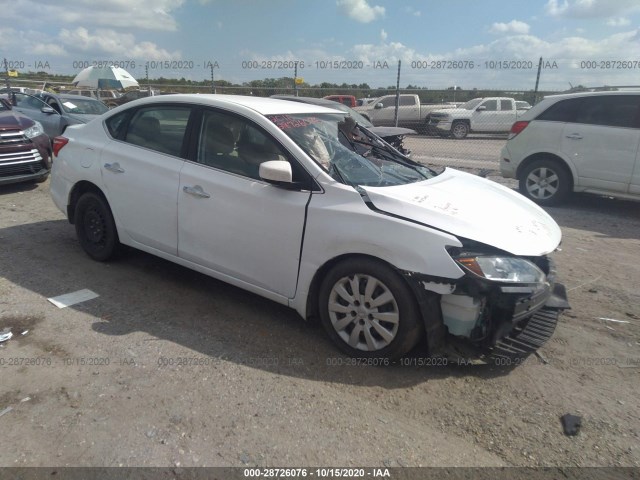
[362,168,562,256]
[430,108,469,117]
[368,126,416,137]
[0,111,32,130]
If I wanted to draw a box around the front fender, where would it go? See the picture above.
[290,183,464,317]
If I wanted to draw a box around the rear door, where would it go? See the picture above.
[496,99,517,131]
[560,95,640,192]
[101,105,193,254]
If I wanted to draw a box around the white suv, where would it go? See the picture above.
[500,91,640,205]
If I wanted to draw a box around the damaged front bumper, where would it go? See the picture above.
[402,255,570,361]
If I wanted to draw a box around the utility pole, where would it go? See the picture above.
[394,60,401,127]
[294,61,299,96]
[145,63,150,92]
[3,58,12,92]
[211,63,216,94]
[533,57,542,104]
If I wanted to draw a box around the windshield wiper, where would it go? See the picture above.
[352,137,430,180]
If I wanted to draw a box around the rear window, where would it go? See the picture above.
[399,96,416,106]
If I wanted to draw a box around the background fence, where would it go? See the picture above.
[1,62,633,179]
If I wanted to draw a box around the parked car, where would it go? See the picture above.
[427,97,525,139]
[0,96,51,185]
[354,94,459,131]
[323,95,357,107]
[51,94,569,361]
[65,89,122,102]
[501,91,640,205]
[271,95,416,156]
[10,92,108,138]
[104,89,161,109]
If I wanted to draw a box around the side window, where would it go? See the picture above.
[574,95,640,128]
[399,96,416,106]
[380,97,396,107]
[500,99,514,111]
[536,98,582,122]
[105,111,129,138]
[197,110,312,185]
[46,98,62,114]
[480,100,498,111]
[124,107,191,157]
[13,93,47,110]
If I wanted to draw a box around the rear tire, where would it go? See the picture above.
[519,159,571,206]
[318,258,423,360]
[74,192,120,261]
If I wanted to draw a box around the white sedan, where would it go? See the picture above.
[51,95,569,361]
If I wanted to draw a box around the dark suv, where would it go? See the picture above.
[0,96,52,185]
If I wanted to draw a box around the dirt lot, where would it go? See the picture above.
[1,151,639,468]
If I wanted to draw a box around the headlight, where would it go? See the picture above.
[456,256,546,283]
[23,121,45,139]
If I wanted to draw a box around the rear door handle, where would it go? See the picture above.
[183,185,211,198]
[565,133,583,140]
[104,162,124,173]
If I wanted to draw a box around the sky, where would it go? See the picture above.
[2,0,640,91]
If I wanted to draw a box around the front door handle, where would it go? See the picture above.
[565,133,583,140]
[183,185,211,198]
[104,162,124,173]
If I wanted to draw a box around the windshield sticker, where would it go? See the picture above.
[269,114,321,130]
[62,102,77,109]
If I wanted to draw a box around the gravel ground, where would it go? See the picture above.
[0,167,638,469]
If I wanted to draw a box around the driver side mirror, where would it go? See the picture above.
[374,103,384,109]
[41,106,57,114]
[476,105,487,112]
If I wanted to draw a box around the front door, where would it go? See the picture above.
[177,109,311,298]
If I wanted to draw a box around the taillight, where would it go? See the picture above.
[508,121,529,139]
[52,136,69,157]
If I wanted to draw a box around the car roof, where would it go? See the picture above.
[127,94,343,115]
[271,95,344,108]
[542,90,640,102]
[520,90,640,121]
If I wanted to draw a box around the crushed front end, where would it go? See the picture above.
[404,243,570,362]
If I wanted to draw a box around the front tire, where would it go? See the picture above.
[451,121,469,139]
[519,159,571,206]
[318,258,423,360]
[74,192,120,261]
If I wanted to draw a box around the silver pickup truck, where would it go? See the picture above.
[427,97,531,139]
[353,94,458,131]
